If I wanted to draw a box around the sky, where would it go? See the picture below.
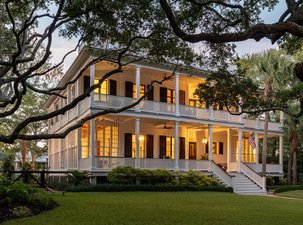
[45,1,288,72]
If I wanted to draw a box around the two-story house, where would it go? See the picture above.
[46,46,284,194]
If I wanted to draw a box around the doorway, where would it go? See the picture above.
[189,142,197,160]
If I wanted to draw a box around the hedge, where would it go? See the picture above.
[273,185,303,193]
[65,184,233,193]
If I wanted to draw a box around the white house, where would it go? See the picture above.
[46,46,284,194]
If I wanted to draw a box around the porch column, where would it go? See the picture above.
[208,124,213,161]
[280,111,284,128]
[174,121,179,169]
[90,64,95,103]
[90,119,95,169]
[279,134,283,173]
[255,132,259,165]
[209,81,214,120]
[237,129,243,172]
[175,73,180,117]
[135,65,141,112]
[227,129,231,171]
[135,117,140,168]
[77,128,81,170]
[76,80,80,116]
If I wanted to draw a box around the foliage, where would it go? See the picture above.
[67,170,91,186]
[273,185,303,194]
[65,184,231,193]
[10,206,32,218]
[30,192,58,210]
[107,167,219,186]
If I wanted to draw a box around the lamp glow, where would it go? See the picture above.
[202,137,208,144]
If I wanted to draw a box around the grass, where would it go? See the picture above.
[3,192,303,225]
[277,190,303,199]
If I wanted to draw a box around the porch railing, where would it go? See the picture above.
[246,163,283,174]
[178,159,209,171]
[210,160,233,187]
[240,161,266,190]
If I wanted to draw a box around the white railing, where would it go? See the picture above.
[94,94,135,110]
[68,107,77,121]
[61,114,68,127]
[139,158,175,170]
[246,163,283,174]
[67,147,77,169]
[240,162,266,190]
[178,160,210,171]
[141,100,175,115]
[210,161,233,187]
[79,157,91,170]
[259,120,282,132]
[244,119,257,129]
[79,98,90,115]
[213,110,240,123]
[95,156,135,169]
[228,162,238,172]
[179,105,210,119]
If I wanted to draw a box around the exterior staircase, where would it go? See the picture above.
[231,173,267,195]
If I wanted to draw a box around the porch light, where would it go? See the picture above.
[202,137,208,144]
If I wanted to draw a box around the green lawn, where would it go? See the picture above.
[3,192,303,225]
[277,190,303,199]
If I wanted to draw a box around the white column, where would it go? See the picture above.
[76,80,80,116]
[90,119,95,169]
[135,65,141,112]
[90,64,95,103]
[238,129,243,172]
[256,116,260,129]
[280,111,284,128]
[208,125,213,161]
[174,121,179,169]
[77,128,81,169]
[209,81,214,120]
[279,134,283,172]
[135,117,140,168]
[175,73,180,117]
[255,132,259,165]
[227,129,231,171]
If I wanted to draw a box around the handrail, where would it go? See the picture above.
[240,161,266,190]
[210,160,232,187]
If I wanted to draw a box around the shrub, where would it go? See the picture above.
[274,185,303,193]
[65,184,233,193]
[7,181,34,203]
[10,206,32,218]
[31,192,58,210]
[178,170,219,186]
[107,166,137,184]
[67,170,91,186]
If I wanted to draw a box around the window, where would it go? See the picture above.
[133,84,145,98]
[96,125,118,157]
[132,135,145,158]
[166,137,175,159]
[167,89,175,103]
[236,139,256,163]
[81,122,89,158]
[206,142,223,155]
[54,101,59,122]
[94,79,107,94]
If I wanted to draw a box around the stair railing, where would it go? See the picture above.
[210,160,233,187]
[240,161,266,190]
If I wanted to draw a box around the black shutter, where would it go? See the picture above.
[147,85,154,101]
[83,76,90,92]
[179,90,186,105]
[109,80,117,96]
[125,81,133,97]
[146,135,154,158]
[179,137,185,159]
[206,143,209,154]
[124,133,132,157]
[159,135,166,158]
[160,87,167,102]
[219,142,224,154]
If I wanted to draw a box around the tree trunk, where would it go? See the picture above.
[287,148,293,185]
[293,150,298,184]
[21,140,27,165]
[271,139,277,163]
[262,111,269,176]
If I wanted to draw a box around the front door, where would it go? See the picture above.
[189,142,197,160]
